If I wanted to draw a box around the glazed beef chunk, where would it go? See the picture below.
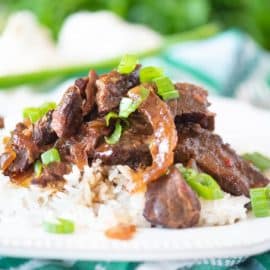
[144,167,201,228]
[94,131,152,169]
[167,83,215,130]
[33,110,57,146]
[51,85,83,138]
[3,123,39,176]
[175,123,269,196]
[96,65,140,114]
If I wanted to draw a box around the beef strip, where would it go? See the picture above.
[167,83,215,130]
[51,85,83,138]
[175,123,269,196]
[32,161,71,187]
[143,167,201,228]
[96,65,140,114]
[33,110,57,146]
[94,131,152,169]
[0,116,4,129]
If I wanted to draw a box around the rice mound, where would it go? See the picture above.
[0,129,250,230]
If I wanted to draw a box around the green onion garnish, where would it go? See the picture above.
[250,187,270,217]
[153,76,179,101]
[105,112,118,126]
[23,107,42,123]
[39,102,56,116]
[178,165,224,200]
[41,148,61,166]
[242,152,270,172]
[23,101,56,123]
[43,218,75,234]
[117,54,138,74]
[119,87,150,118]
[139,66,164,83]
[105,119,122,145]
[34,160,43,177]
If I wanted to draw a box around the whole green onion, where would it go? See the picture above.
[105,119,122,145]
[250,187,270,217]
[34,160,43,177]
[41,148,61,166]
[39,102,57,116]
[153,76,179,101]
[178,165,224,200]
[242,152,270,172]
[139,66,164,83]
[117,54,138,74]
[43,218,75,234]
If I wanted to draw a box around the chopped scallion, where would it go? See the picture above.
[41,148,61,166]
[105,112,118,126]
[250,187,270,217]
[178,165,224,200]
[139,66,164,83]
[22,101,56,123]
[119,87,149,118]
[23,108,42,123]
[43,218,75,234]
[105,120,122,145]
[117,54,138,74]
[40,102,57,116]
[242,152,270,172]
[34,160,43,177]
[153,76,179,101]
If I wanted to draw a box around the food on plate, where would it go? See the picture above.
[0,55,269,239]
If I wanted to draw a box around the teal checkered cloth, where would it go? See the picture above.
[1,30,270,269]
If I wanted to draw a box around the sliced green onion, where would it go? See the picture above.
[34,160,43,177]
[105,112,118,126]
[178,165,224,200]
[119,87,150,118]
[242,152,270,172]
[153,76,179,101]
[105,120,122,145]
[250,187,270,217]
[139,66,164,83]
[39,102,57,116]
[23,101,56,123]
[41,148,61,166]
[43,218,75,234]
[117,54,138,74]
[23,107,42,123]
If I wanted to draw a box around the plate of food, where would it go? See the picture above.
[0,55,269,262]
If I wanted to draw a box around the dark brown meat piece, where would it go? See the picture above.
[51,85,83,138]
[57,119,110,169]
[175,123,269,196]
[75,70,98,116]
[32,162,71,188]
[96,65,140,114]
[167,83,215,130]
[0,116,4,129]
[94,131,152,169]
[144,167,201,228]
[2,123,39,176]
[33,110,57,146]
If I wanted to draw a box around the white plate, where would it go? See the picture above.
[0,94,270,261]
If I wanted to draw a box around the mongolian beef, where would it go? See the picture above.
[0,55,269,235]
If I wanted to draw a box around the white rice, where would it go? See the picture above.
[0,128,252,230]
